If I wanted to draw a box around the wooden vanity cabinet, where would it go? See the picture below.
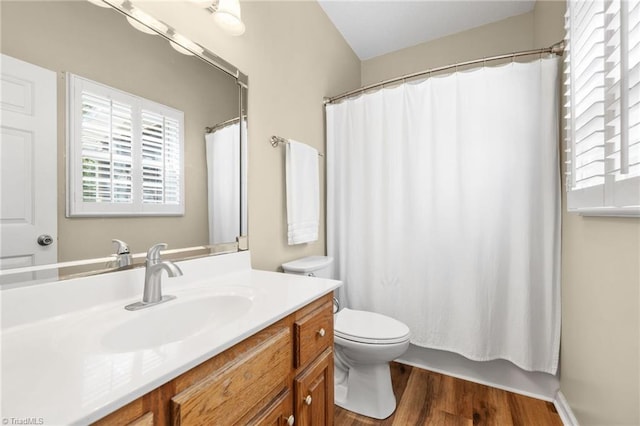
[93,293,334,426]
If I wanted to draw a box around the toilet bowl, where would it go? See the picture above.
[281,256,411,420]
[333,308,410,419]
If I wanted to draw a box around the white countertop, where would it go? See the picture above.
[0,251,341,425]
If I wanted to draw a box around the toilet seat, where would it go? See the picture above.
[335,308,410,345]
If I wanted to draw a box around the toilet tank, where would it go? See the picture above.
[282,256,334,278]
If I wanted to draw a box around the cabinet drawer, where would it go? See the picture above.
[171,327,291,425]
[294,302,333,368]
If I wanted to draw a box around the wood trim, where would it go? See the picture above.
[92,396,147,426]
[294,293,333,321]
[128,412,154,426]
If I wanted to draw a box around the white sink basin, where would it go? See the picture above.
[102,293,253,353]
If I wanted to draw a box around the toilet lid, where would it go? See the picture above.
[334,308,410,344]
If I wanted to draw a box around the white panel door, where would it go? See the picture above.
[0,54,57,271]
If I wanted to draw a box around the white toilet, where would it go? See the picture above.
[282,256,410,420]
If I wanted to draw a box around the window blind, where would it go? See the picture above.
[565,0,640,214]
[68,74,184,216]
[140,110,181,206]
[80,92,133,204]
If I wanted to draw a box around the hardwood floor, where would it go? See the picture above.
[334,363,563,426]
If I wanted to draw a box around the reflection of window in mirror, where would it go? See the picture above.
[67,73,185,217]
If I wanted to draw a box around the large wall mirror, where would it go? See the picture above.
[0,0,248,286]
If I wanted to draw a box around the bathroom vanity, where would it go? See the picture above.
[95,293,334,425]
[0,252,340,425]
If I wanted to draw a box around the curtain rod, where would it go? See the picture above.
[324,40,565,105]
[205,115,247,134]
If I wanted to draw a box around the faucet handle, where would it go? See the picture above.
[147,243,168,261]
[112,239,130,255]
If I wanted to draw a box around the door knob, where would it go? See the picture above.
[37,234,53,246]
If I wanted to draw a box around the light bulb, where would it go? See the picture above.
[213,0,245,36]
[170,34,204,56]
[126,9,168,35]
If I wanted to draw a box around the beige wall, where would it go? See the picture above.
[362,2,640,424]
[1,1,239,260]
[361,11,535,86]
[136,1,361,271]
[533,2,640,425]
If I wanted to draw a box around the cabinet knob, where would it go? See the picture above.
[286,414,295,425]
[304,395,312,405]
[317,328,326,337]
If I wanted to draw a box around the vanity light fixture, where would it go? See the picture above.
[170,34,205,56]
[212,0,246,36]
[125,9,169,35]
[188,0,245,36]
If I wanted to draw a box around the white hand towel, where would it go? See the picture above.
[286,140,319,245]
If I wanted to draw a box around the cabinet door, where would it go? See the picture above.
[294,348,334,426]
[171,327,291,425]
[244,389,294,426]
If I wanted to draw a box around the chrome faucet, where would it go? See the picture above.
[109,239,132,268]
[125,243,183,311]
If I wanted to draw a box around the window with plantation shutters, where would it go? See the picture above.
[67,74,184,216]
[565,0,640,216]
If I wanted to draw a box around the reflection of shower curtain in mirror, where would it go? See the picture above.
[205,122,241,244]
[327,58,561,374]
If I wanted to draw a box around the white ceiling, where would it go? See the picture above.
[317,1,536,60]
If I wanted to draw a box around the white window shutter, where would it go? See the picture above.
[565,0,640,214]
[67,74,184,216]
[139,104,184,215]
[565,1,607,209]
[80,91,133,204]
[610,0,640,206]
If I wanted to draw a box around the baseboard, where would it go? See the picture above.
[554,391,580,426]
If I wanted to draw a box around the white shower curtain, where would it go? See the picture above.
[326,58,561,374]
[206,123,241,245]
